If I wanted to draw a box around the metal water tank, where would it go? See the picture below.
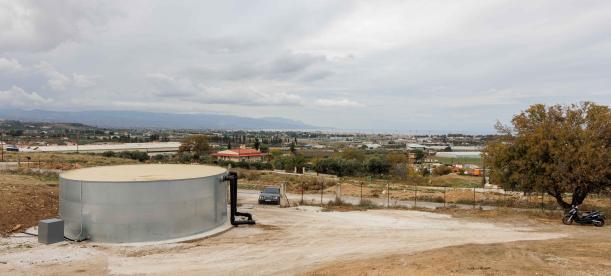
[59,164,228,243]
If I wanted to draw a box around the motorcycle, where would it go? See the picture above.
[562,205,605,227]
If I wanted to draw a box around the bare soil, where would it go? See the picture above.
[0,173,59,236]
[305,226,611,276]
[1,200,564,275]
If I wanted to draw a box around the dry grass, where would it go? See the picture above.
[3,152,138,170]
[430,174,483,188]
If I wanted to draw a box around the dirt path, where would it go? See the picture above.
[0,204,562,275]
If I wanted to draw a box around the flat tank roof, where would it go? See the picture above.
[60,164,227,182]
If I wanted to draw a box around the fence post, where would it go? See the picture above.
[320,179,324,206]
[473,187,476,209]
[360,181,363,203]
[301,181,304,204]
[444,186,447,208]
[414,181,417,208]
[387,181,390,207]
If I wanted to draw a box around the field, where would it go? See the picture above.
[2,152,138,170]
[434,156,483,166]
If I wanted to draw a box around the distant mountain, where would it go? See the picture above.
[0,109,317,130]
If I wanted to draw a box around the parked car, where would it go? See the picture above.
[258,186,280,205]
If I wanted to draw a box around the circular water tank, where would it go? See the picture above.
[59,164,228,243]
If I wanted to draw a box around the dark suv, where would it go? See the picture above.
[258,186,280,205]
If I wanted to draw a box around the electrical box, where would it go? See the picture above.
[38,219,64,244]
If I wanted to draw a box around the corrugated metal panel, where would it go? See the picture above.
[60,167,227,243]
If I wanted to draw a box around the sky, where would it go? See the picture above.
[0,0,610,133]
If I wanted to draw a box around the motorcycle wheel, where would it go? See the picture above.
[593,220,604,227]
[562,216,573,225]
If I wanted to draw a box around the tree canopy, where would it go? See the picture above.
[484,103,610,209]
[178,135,211,159]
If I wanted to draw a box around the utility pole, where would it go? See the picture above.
[76,129,80,153]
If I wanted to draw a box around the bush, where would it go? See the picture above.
[101,151,116,157]
[151,154,168,162]
[237,170,262,181]
[433,165,452,176]
[177,152,193,163]
[314,158,365,177]
[117,151,149,162]
[358,199,378,209]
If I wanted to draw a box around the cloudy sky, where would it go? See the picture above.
[1,1,610,133]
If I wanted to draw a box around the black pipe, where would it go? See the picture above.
[224,172,255,226]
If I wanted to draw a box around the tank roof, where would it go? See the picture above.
[60,164,227,182]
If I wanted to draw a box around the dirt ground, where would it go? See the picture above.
[1,200,567,275]
[305,226,611,276]
[0,171,608,275]
[0,173,59,236]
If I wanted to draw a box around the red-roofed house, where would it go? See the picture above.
[212,145,263,162]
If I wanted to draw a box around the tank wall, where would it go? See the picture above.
[60,173,227,243]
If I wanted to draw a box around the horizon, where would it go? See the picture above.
[1,1,610,133]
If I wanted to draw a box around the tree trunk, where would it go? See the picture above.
[571,187,588,206]
[548,191,571,210]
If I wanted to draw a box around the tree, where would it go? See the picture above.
[179,135,211,159]
[254,138,261,151]
[290,142,296,155]
[412,150,425,163]
[484,103,610,209]
[366,156,390,175]
[259,144,269,153]
[340,148,366,161]
[274,154,306,173]
[387,152,407,166]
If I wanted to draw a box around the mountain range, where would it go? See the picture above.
[0,109,318,130]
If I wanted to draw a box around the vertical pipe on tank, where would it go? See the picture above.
[224,172,255,226]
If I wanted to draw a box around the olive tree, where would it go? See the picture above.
[178,134,211,159]
[484,103,610,209]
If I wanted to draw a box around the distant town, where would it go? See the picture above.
[0,119,490,175]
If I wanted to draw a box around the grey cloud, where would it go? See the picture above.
[267,52,327,76]
[0,1,609,132]
[192,36,265,54]
[0,0,115,53]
